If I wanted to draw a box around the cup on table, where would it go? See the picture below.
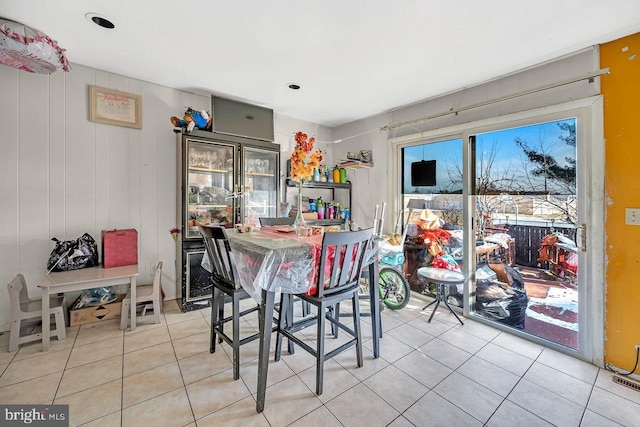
[296,226,312,237]
[235,224,255,233]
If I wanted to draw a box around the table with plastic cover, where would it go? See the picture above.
[226,227,381,412]
[417,266,465,325]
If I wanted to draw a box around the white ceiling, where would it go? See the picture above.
[1,1,639,127]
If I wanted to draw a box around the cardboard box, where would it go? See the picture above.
[69,295,125,326]
[102,229,138,268]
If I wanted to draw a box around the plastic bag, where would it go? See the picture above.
[46,233,99,272]
[72,286,118,308]
[430,254,460,271]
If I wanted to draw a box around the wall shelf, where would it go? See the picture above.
[339,161,373,169]
[284,178,352,222]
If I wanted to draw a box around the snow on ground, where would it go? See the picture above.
[526,286,578,331]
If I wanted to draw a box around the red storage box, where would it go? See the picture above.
[102,229,138,268]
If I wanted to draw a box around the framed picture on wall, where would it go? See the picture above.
[89,85,142,129]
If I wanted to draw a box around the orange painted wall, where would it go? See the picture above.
[600,33,640,369]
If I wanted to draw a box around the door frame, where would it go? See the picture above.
[389,96,604,365]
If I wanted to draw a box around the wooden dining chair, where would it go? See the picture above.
[258,216,295,227]
[120,261,163,329]
[7,274,67,352]
[198,223,263,380]
[274,227,374,395]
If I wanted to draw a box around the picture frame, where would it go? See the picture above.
[89,85,142,129]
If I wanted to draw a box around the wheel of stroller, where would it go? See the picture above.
[378,268,410,310]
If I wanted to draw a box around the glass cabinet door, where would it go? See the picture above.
[242,147,279,226]
[185,139,236,239]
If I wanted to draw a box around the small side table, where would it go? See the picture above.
[417,267,465,325]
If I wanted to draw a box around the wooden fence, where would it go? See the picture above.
[492,224,577,268]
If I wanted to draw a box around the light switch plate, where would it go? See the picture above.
[625,208,640,225]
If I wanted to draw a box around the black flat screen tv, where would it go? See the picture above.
[411,160,436,187]
[211,96,274,141]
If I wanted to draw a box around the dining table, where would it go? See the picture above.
[226,226,381,413]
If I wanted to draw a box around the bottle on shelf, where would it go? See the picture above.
[313,167,320,182]
[317,197,325,220]
[333,165,340,183]
[339,167,347,183]
[327,205,334,220]
[319,165,327,182]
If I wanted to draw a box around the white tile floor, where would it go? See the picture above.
[1,297,639,427]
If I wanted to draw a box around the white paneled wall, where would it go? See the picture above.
[273,114,334,209]
[0,63,330,332]
[330,114,390,231]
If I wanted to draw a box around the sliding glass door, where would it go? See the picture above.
[392,97,603,361]
[469,119,580,349]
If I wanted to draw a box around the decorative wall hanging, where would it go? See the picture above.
[0,18,70,73]
[89,85,142,129]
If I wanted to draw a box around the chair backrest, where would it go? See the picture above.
[7,274,29,314]
[152,261,163,295]
[198,223,241,289]
[259,216,295,227]
[316,228,374,298]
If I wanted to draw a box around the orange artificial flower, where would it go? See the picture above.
[290,131,323,182]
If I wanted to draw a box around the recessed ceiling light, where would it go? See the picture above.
[288,83,301,90]
[85,13,115,29]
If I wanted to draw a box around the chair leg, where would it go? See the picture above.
[352,292,363,367]
[120,299,130,330]
[316,301,326,396]
[62,301,69,327]
[152,298,162,324]
[232,292,241,381]
[330,304,339,337]
[210,288,220,353]
[54,309,66,340]
[274,293,289,362]
[218,292,225,344]
[286,295,295,355]
[8,319,20,352]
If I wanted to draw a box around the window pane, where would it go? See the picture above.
[401,139,465,308]
[471,118,579,349]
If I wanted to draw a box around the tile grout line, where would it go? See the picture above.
[120,324,125,427]
[177,307,207,425]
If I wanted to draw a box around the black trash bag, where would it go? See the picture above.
[47,233,99,272]
[475,279,528,329]
[472,261,528,329]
